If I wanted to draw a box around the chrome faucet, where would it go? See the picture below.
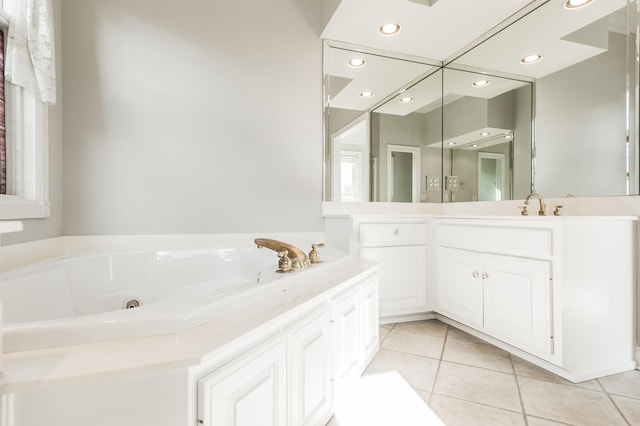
[255,238,310,269]
[524,192,546,216]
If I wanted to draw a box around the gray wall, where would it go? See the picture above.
[535,32,627,198]
[56,0,322,236]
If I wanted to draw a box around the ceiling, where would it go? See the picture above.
[324,0,632,113]
[321,0,540,61]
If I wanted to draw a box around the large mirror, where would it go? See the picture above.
[323,0,639,202]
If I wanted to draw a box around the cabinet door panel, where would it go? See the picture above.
[198,337,287,426]
[359,245,427,316]
[360,277,380,364]
[483,255,553,356]
[288,309,332,426]
[437,247,483,328]
[331,286,361,382]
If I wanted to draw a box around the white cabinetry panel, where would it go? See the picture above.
[198,336,287,426]
[360,245,427,317]
[483,254,553,356]
[288,309,332,426]
[437,247,483,328]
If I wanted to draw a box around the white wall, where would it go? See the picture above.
[59,0,323,236]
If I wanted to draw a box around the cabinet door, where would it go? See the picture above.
[483,254,553,356]
[288,308,332,426]
[198,336,287,426]
[437,247,483,328]
[331,286,361,383]
[359,245,428,317]
[360,276,380,366]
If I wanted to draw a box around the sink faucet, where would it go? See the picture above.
[524,192,546,216]
[255,238,310,269]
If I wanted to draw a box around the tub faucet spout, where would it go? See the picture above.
[255,238,310,269]
[524,192,546,216]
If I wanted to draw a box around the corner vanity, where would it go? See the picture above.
[325,211,638,382]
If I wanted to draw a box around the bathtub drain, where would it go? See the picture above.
[124,299,141,309]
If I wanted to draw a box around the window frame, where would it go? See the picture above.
[0,6,50,220]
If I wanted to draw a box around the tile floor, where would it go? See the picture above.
[363,319,640,425]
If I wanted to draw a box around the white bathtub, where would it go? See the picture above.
[0,247,318,352]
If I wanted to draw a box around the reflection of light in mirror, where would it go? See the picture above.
[472,144,479,147]
[348,58,366,68]
[359,90,374,98]
[480,132,490,136]
[378,23,401,36]
[520,54,543,64]
[472,79,491,87]
[448,142,455,146]
[563,0,592,10]
[399,96,414,103]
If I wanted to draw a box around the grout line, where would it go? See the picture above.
[426,324,449,405]
[598,381,632,426]
[429,391,527,417]
[510,354,529,425]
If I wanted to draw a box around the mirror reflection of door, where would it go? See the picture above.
[386,144,420,202]
[331,114,370,202]
[478,152,505,201]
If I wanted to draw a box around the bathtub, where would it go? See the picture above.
[0,247,326,352]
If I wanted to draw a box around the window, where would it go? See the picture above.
[0,1,50,219]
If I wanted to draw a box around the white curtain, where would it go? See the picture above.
[5,0,56,105]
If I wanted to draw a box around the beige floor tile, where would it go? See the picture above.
[442,338,513,373]
[512,356,600,391]
[429,394,525,426]
[598,370,640,399]
[446,326,486,344]
[611,394,640,424]
[379,326,391,345]
[393,319,448,338]
[518,376,627,426]
[382,329,445,359]
[379,323,394,329]
[526,416,571,426]
[434,361,522,412]
[414,389,431,405]
[364,348,439,392]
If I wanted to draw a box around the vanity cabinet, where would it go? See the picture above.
[438,247,553,357]
[435,217,637,382]
[325,216,429,321]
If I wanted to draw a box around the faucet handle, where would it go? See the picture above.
[553,205,564,216]
[518,205,529,216]
[309,243,325,264]
[277,250,294,273]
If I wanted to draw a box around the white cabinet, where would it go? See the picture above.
[435,217,637,382]
[198,336,287,426]
[325,216,429,320]
[288,309,332,426]
[331,276,380,385]
[197,272,379,426]
[438,246,553,357]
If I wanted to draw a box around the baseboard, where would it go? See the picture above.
[379,312,435,325]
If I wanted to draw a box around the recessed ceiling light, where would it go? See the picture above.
[563,0,592,10]
[521,54,543,64]
[472,80,491,88]
[347,58,366,68]
[378,23,401,36]
[472,144,479,148]
[399,96,414,104]
[480,132,490,136]
[504,134,513,139]
[448,142,455,146]
[359,91,374,98]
